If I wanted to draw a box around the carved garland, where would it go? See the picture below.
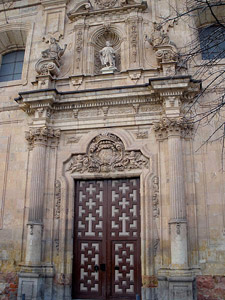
[75,27,83,71]
[152,175,160,257]
[67,133,149,173]
[129,19,138,64]
[54,180,61,219]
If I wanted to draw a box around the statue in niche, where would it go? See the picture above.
[99,41,117,74]
[42,37,67,61]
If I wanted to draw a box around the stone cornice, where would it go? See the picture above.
[149,76,201,101]
[15,86,160,115]
[41,0,68,8]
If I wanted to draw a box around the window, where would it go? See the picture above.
[199,25,225,60]
[0,50,25,82]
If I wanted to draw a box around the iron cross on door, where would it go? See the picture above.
[72,178,141,300]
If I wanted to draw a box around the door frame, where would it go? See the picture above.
[60,131,157,300]
[72,178,142,300]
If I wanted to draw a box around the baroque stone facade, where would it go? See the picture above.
[0,0,224,300]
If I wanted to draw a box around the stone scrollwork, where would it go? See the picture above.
[67,133,149,173]
[153,117,194,140]
[35,37,67,77]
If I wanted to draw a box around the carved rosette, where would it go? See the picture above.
[153,117,194,140]
[25,127,61,149]
[67,133,149,173]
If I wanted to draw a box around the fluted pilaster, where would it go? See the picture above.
[25,127,60,223]
[29,144,46,222]
[25,127,60,264]
[154,117,193,268]
[168,135,186,220]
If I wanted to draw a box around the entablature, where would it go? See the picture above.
[15,75,201,124]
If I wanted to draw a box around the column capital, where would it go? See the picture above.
[153,117,193,140]
[25,126,60,149]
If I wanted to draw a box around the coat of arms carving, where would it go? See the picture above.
[67,133,149,173]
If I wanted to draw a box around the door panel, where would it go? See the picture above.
[72,178,141,300]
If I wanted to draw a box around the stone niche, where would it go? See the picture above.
[93,29,122,74]
[67,0,147,76]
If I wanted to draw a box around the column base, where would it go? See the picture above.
[17,264,54,300]
[156,268,201,300]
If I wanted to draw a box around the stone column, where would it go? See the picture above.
[167,122,188,268]
[24,127,60,265]
[154,117,191,269]
[150,77,200,300]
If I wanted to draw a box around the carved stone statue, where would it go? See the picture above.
[99,41,117,73]
[145,22,181,76]
[42,37,67,61]
[35,37,67,78]
[146,22,170,48]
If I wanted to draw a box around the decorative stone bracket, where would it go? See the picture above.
[35,57,60,77]
[154,44,179,76]
[66,133,149,173]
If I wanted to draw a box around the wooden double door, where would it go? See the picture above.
[72,178,141,300]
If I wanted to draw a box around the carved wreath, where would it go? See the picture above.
[67,133,149,173]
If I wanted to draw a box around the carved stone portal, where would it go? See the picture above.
[67,133,149,173]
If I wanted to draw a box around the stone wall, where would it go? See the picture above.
[196,276,225,300]
[0,272,18,300]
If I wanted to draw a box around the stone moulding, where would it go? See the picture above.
[67,132,149,173]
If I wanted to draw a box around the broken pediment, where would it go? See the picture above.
[67,0,147,20]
